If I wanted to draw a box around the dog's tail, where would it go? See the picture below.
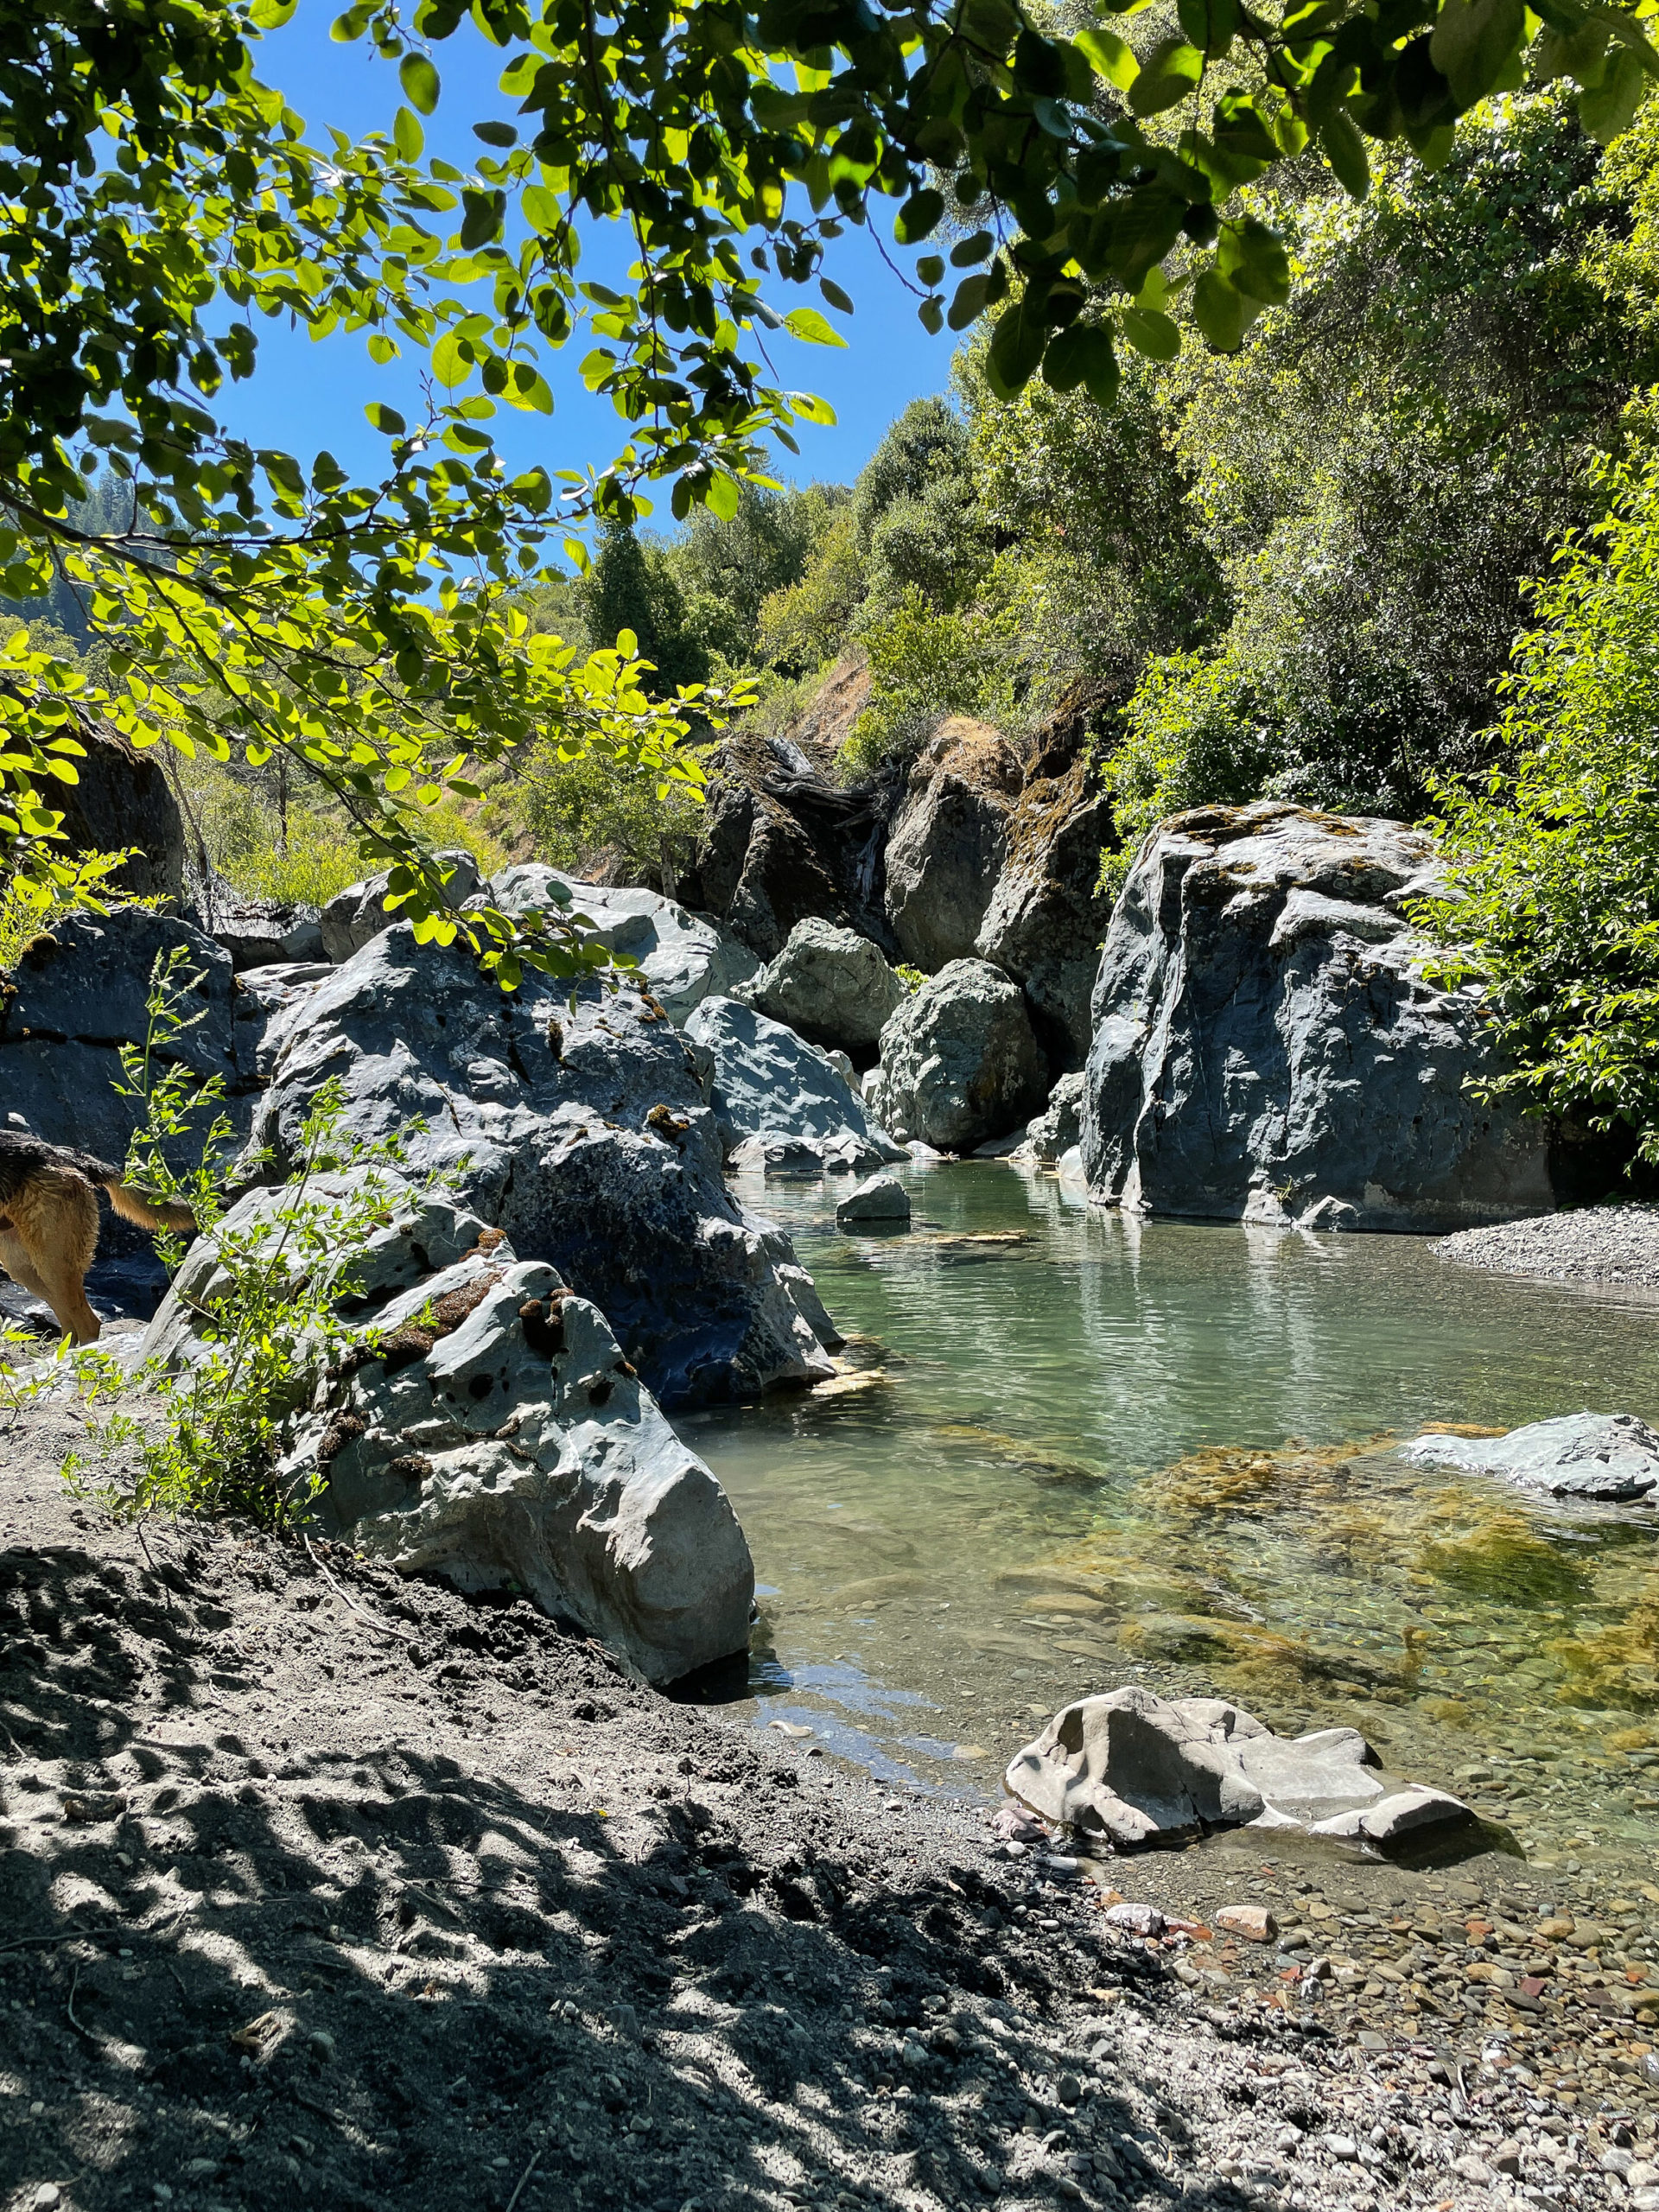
[95,1173,195,1236]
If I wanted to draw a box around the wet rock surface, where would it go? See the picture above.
[684,997,901,1175]
[247,926,832,1408]
[733,919,906,1055]
[868,958,1049,1154]
[2,1466,1656,2212]
[1080,803,1555,1231]
[1402,1413,1659,1504]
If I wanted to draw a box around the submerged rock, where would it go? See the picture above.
[1080,803,1555,1231]
[868,957,1048,1152]
[247,925,834,1408]
[144,1181,754,1683]
[1005,1685,1387,1848]
[733,917,906,1052]
[1308,1786,1478,1848]
[884,720,1023,969]
[684,995,902,1173]
[1402,1411,1659,1503]
[836,1173,911,1226]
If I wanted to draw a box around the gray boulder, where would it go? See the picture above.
[1401,1411,1659,1503]
[734,918,905,1052]
[1005,1686,1384,1848]
[321,849,481,965]
[884,720,1022,969]
[56,727,187,904]
[1016,1071,1086,1165]
[0,908,263,1180]
[144,1182,753,1683]
[836,1173,910,1226]
[684,995,903,1173]
[486,865,757,1024]
[1081,803,1555,1231]
[246,925,834,1408]
[868,957,1048,1152]
[202,891,326,970]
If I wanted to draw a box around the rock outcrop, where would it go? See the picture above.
[203,892,326,970]
[1081,803,1555,1232]
[320,850,482,965]
[1402,1411,1659,1503]
[691,661,899,960]
[734,918,906,1054]
[55,725,187,904]
[0,908,263,1173]
[1016,1070,1085,1166]
[487,866,759,1025]
[975,700,1114,1066]
[868,957,1048,1152]
[836,1173,910,1226]
[1006,1686,1410,1849]
[247,926,835,1408]
[684,996,902,1173]
[884,720,1023,970]
[144,1180,754,1683]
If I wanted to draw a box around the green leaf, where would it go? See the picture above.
[392,106,424,161]
[1120,306,1182,359]
[249,0,298,25]
[398,53,441,116]
[1129,38,1205,115]
[329,3,371,40]
[819,277,855,314]
[474,120,518,148]
[1428,0,1526,108]
[1176,0,1240,58]
[365,404,406,435]
[1219,214,1291,303]
[1578,42,1648,137]
[782,307,849,347]
[948,271,995,330]
[894,189,945,243]
[950,231,996,268]
[704,471,741,521]
[985,301,1048,399]
[919,296,945,334]
[1193,267,1253,349]
[1319,108,1370,196]
[523,186,563,236]
[790,391,838,425]
[1075,24,1141,87]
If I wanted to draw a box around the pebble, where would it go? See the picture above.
[1214,1905,1276,1943]
[33,2190,60,2212]
[1436,1205,1659,1286]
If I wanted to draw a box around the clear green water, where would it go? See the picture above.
[677,1164,1659,1876]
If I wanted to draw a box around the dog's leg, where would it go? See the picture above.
[8,1174,104,1345]
[0,1228,73,1336]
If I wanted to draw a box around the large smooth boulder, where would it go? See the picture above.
[867,957,1048,1151]
[884,719,1022,970]
[975,704,1114,1067]
[1402,1411,1659,1503]
[144,1183,754,1683]
[201,890,326,970]
[734,918,906,1053]
[320,849,481,964]
[486,865,758,1025]
[0,908,263,1176]
[246,925,835,1408]
[683,995,902,1173]
[836,1173,910,1226]
[1005,1686,1385,1848]
[1081,803,1555,1232]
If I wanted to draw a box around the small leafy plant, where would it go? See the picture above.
[64,949,426,1524]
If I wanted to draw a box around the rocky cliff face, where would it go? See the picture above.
[883,718,1023,969]
[1080,802,1555,1232]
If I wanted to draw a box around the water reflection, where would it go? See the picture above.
[680,1164,1659,1874]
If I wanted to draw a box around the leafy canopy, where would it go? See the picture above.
[2,0,1649,976]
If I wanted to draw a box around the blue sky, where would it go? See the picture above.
[213,6,958,521]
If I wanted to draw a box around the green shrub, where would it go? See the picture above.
[842,583,1019,778]
[1416,410,1659,1161]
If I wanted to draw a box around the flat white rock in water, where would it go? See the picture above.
[1401,1410,1659,1503]
[1006,1685,1390,1848]
[1308,1785,1478,1846]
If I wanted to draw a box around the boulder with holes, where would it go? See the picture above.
[246,924,836,1407]
[143,1179,755,1682]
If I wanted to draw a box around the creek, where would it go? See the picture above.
[677,1163,1659,1880]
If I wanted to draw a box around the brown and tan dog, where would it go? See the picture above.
[0,1130,193,1344]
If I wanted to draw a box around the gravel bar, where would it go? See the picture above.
[1433,1206,1659,1289]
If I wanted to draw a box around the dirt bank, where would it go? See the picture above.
[1,1404,1653,2212]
